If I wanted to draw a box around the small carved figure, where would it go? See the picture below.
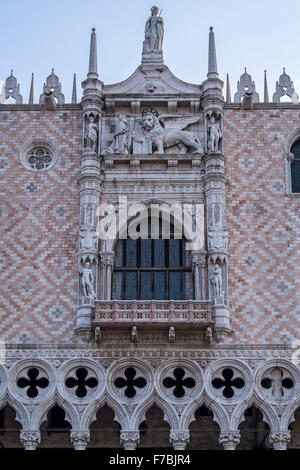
[80,262,96,299]
[85,116,98,153]
[207,115,222,153]
[104,115,130,154]
[145,6,164,51]
[223,229,229,251]
[210,264,223,297]
[205,327,213,344]
[169,326,176,342]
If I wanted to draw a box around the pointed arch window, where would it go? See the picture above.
[112,219,193,301]
[291,140,300,193]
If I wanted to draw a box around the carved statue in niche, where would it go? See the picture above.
[133,110,203,154]
[80,262,96,299]
[84,115,98,153]
[144,6,164,51]
[206,111,222,153]
[104,115,131,154]
[210,264,223,297]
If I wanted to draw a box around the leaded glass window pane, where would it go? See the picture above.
[290,140,300,193]
[126,239,136,267]
[169,239,180,267]
[169,271,181,300]
[140,239,151,267]
[140,271,152,300]
[125,272,137,299]
[291,160,300,193]
[154,271,166,300]
[112,218,193,300]
[154,239,165,267]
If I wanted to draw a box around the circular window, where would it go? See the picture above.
[19,139,57,172]
[27,147,52,171]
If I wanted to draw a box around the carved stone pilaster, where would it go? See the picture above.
[219,430,240,450]
[99,252,114,300]
[20,430,40,450]
[75,29,105,340]
[71,430,90,450]
[269,431,291,450]
[203,151,230,342]
[192,252,206,300]
[170,430,190,450]
[120,431,140,450]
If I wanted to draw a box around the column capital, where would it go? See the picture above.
[170,430,190,450]
[192,252,206,268]
[20,430,41,450]
[269,431,291,450]
[120,430,140,450]
[219,430,240,450]
[100,251,115,266]
[70,430,90,450]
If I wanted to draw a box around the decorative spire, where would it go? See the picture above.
[207,26,218,79]
[5,70,23,104]
[226,73,231,103]
[39,69,65,104]
[264,70,269,103]
[72,73,77,104]
[29,73,34,104]
[273,68,299,104]
[88,28,98,79]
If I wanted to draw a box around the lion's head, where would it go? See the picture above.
[142,112,161,134]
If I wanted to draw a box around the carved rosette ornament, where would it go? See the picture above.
[120,431,140,450]
[20,430,41,450]
[71,430,90,450]
[219,430,240,450]
[269,431,291,450]
[169,430,190,450]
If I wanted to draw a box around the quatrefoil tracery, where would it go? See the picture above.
[212,368,245,398]
[65,368,98,398]
[114,367,147,398]
[17,368,49,398]
[162,368,196,398]
[261,367,294,398]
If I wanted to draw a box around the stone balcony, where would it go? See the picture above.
[93,300,212,328]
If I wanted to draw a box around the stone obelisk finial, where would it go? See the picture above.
[29,73,34,104]
[264,70,269,103]
[207,26,218,79]
[72,73,77,104]
[88,28,98,79]
[226,73,231,103]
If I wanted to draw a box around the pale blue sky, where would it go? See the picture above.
[1,0,300,102]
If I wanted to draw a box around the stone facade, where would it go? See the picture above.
[0,8,300,450]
